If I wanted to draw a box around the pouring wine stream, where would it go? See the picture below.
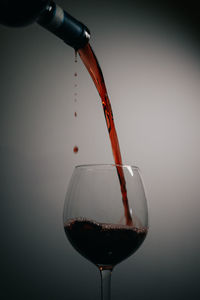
[78,43,133,226]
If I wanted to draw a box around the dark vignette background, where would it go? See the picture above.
[0,1,200,299]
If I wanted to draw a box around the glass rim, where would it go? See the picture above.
[75,164,140,170]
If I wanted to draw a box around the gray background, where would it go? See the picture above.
[1,0,200,299]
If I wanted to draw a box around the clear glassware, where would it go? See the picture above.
[63,164,148,300]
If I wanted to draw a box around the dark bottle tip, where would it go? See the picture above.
[38,1,90,50]
[71,24,90,50]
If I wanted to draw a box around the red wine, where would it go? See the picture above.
[78,43,132,225]
[65,218,147,269]
[73,146,79,153]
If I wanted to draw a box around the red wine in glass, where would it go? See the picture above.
[65,218,147,269]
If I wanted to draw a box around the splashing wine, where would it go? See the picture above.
[78,43,133,225]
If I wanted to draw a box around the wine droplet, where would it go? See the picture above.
[73,51,79,154]
[75,50,78,63]
[73,146,79,153]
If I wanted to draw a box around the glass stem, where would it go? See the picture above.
[100,268,112,300]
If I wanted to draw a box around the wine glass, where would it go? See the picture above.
[63,164,148,300]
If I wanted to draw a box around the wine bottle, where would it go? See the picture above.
[0,0,90,49]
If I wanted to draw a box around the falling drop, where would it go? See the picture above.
[75,50,78,63]
[73,51,79,154]
[73,146,79,153]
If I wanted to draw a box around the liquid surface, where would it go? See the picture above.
[65,218,147,269]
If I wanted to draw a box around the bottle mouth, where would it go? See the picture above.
[84,30,90,41]
[73,25,90,50]
[81,28,90,48]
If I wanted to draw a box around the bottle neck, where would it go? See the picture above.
[37,1,90,50]
[0,0,90,50]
